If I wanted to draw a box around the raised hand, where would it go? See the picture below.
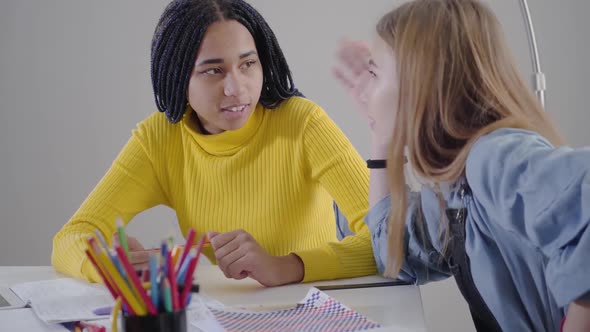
[334,37,400,153]
[333,39,374,128]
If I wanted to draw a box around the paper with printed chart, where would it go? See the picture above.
[190,287,381,332]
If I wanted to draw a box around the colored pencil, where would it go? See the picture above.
[179,255,197,306]
[85,249,117,299]
[97,250,146,315]
[115,246,158,315]
[166,251,180,311]
[149,254,159,309]
[177,228,196,270]
[116,218,130,258]
[162,277,173,313]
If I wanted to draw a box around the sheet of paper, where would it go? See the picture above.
[187,295,226,332]
[0,308,69,332]
[188,307,226,332]
[190,287,381,332]
[187,293,226,310]
[11,278,114,324]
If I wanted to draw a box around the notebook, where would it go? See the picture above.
[10,278,114,324]
[0,308,69,332]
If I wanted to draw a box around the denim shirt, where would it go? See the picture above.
[366,128,590,332]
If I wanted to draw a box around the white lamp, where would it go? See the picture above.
[519,0,546,109]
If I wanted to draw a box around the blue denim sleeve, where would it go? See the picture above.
[365,190,451,284]
[466,128,590,307]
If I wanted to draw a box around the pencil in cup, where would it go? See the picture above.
[136,241,210,254]
[84,230,205,331]
[122,308,188,332]
[85,231,205,300]
[86,237,146,315]
[119,271,198,332]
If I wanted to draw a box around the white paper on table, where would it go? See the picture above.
[189,287,385,332]
[187,293,226,310]
[11,278,114,324]
[187,296,226,332]
[0,308,69,332]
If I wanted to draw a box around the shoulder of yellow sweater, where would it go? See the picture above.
[271,96,329,127]
[133,111,182,150]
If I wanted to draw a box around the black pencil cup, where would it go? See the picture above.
[123,309,187,332]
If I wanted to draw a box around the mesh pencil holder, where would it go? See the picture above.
[122,309,187,332]
[111,283,199,332]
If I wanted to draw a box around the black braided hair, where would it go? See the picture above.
[151,0,303,124]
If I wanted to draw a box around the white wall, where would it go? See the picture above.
[1,1,588,331]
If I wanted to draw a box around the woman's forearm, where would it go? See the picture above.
[563,300,590,332]
[369,142,390,208]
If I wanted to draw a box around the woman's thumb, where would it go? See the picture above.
[207,231,220,240]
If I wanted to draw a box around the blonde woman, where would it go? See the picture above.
[334,0,589,331]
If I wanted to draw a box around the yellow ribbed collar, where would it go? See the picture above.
[182,103,264,156]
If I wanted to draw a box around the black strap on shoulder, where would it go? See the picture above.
[445,185,503,332]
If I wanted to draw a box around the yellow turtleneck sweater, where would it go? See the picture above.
[52,97,376,283]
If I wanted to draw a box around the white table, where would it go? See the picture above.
[0,266,427,332]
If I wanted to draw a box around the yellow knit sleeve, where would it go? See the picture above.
[51,115,171,282]
[293,106,377,282]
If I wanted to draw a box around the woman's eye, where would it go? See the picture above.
[242,60,257,69]
[203,68,222,75]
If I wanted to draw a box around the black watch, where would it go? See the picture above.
[366,159,387,169]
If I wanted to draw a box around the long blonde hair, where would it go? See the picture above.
[378,0,563,277]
